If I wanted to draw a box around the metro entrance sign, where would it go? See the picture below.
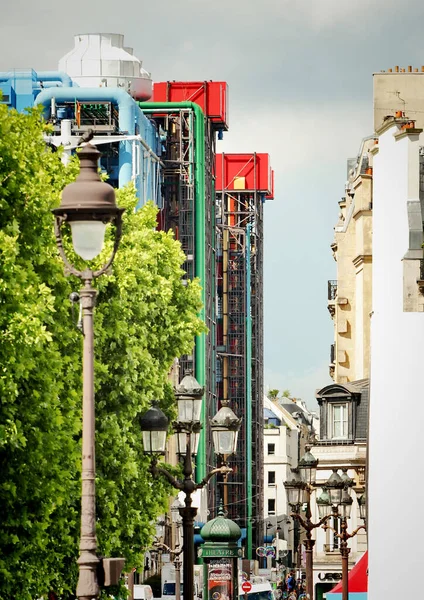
[241,581,252,594]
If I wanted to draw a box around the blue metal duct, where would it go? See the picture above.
[35,87,154,189]
[0,70,73,86]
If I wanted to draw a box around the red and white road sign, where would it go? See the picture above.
[241,582,252,594]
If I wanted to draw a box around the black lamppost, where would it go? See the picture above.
[139,372,240,600]
[284,450,339,600]
[53,144,124,600]
[319,472,367,600]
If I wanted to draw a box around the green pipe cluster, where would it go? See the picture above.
[139,102,207,481]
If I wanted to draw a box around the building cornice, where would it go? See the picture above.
[352,173,372,190]
[352,254,372,267]
[375,115,411,136]
[353,208,372,219]
[394,127,423,141]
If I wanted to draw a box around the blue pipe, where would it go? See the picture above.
[0,70,74,87]
[37,82,80,89]
[36,71,73,87]
[34,87,137,187]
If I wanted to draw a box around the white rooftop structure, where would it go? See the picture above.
[58,33,152,101]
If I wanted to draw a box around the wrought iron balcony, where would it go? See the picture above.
[328,280,338,301]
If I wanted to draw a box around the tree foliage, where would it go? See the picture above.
[0,105,204,599]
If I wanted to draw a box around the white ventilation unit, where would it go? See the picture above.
[58,33,152,100]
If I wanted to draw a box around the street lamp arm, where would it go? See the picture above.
[291,512,332,532]
[345,524,367,539]
[54,217,85,279]
[194,466,233,490]
[154,541,183,558]
[150,461,184,491]
[323,523,366,541]
[93,214,123,278]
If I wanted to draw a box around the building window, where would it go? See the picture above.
[324,516,340,552]
[267,444,275,455]
[268,471,276,486]
[268,499,276,515]
[329,403,348,439]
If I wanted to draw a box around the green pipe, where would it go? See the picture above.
[139,102,206,481]
[245,224,253,558]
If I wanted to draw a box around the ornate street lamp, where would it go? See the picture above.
[173,370,204,456]
[139,404,169,455]
[174,424,202,458]
[358,491,367,523]
[174,370,204,426]
[284,470,306,511]
[140,374,239,600]
[53,144,124,600]
[316,488,334,520]
[298,446,319,487]
[210,399,241,458]
[325,469,344,507]
[339,487,354,520]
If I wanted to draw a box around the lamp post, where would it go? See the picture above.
[320,472,367,600]
[284,449,336,600]
[139,372,240,600]
[154,540,183,600]
[53,144,124,599]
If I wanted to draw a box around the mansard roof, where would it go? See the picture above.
[315,378,369,402]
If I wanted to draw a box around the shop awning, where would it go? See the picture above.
[326,551,367,600]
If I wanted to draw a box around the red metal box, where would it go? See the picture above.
[215,153,273,196]
[152,81,229,129]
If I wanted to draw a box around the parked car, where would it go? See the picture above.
[134,584,154,600]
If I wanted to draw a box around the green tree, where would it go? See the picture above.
[0,105,204,599]
[267,389,279,400]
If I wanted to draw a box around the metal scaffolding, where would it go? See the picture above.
[148,107,217,480]
[152,109,196,376]
[215,180,265,553]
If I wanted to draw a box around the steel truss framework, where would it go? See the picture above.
[153,110,196,378]
[215,186,264,551]
[151,107,217,469]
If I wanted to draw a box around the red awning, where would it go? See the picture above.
[329,552,368,593]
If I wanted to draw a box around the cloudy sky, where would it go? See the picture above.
[2,0,424,406]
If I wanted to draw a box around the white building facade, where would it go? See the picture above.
[368,116,424,599]
[263,397,299,521]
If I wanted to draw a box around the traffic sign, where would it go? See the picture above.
[241,582,252,593]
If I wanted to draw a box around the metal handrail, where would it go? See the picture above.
[328,280,338,301]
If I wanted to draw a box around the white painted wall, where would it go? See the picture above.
[368,125,424,598]
[263,398,299,546]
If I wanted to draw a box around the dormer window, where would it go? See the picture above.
[329,403,349,439]
[315,380,369,443]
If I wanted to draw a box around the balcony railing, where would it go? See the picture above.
[328,280,338,301]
